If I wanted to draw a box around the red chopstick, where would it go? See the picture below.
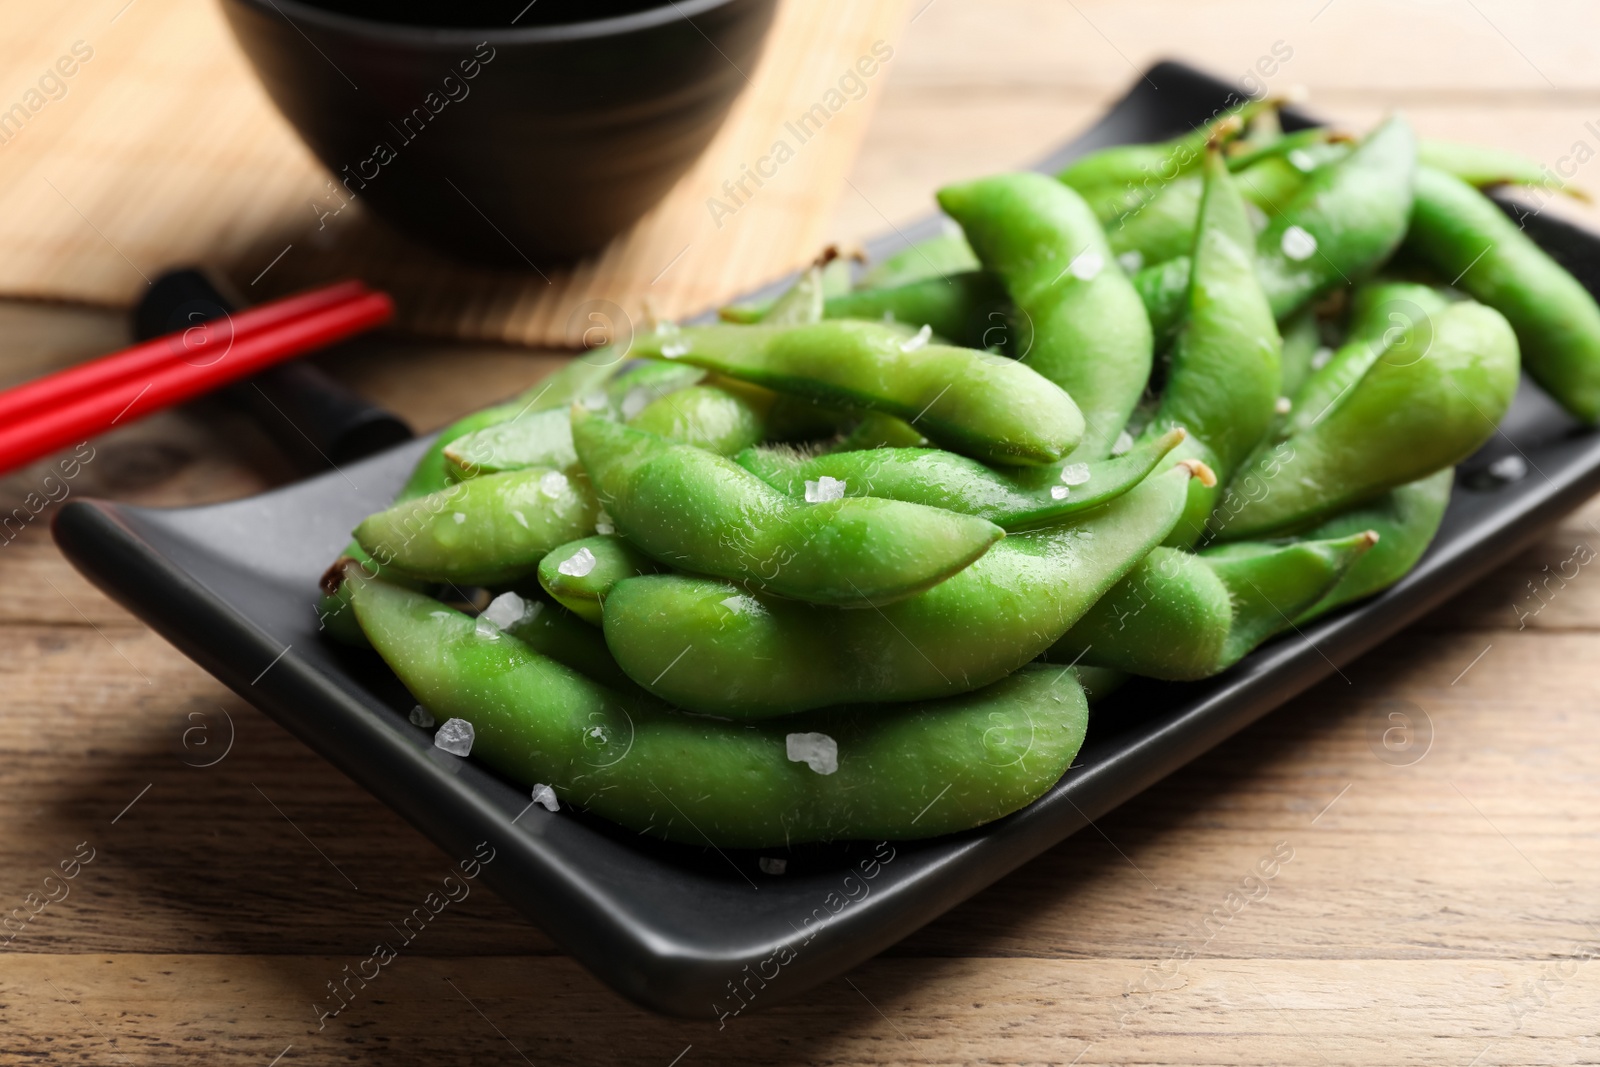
[0,290,394,475]
[0,279,371,426]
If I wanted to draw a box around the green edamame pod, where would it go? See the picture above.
[1076,181,1153,229]
[1149,148,1281,547]
[405,406,531,498]
[1046,547,1229,681]
[938,172,1152,458]
[492,594,642,693]
[317,353,624,646]
[1137,117,1417,324]
[631,319,1084,465]
[347,572,1090,847]
[1202,531,1378,663]
[1131,148,1278,550]
[1405,165,1600,422]
[316,547,424,646]
[1048,530,1377,680]
[820,271,1013,350]
[1074,665,1127,705]
[1233,140,1355,218]
[855,229,980,290]
[685,269,847,448]
[825,410,929,452]
[1293,466,1453,623]
[354,467,600,586]
[1235,102,1285,152]
[322,408,519,642]
[600,464,1194,716]
[605,359,710,418]
[1104,132,1352,272]
[1058,97,1264,211]
[763,263,828,326]
[1275,281,1454,447]
[441,359,704,481]
[1106,176,1204,267]
[627,380,773,456]
[537,535,662,625]
[443,406,575,479]
[735,426,1187,531]
[760,395,854,443]
[720,256,858,324]
[1225,126,1339,173]
[571,408,1003,608]
[1418,139,1586,198]
[1213,298,1517,540]
[1253,115,1417,318]
[1133,255,1192,344]
[1277,308,1322,400]
[1230,155,1310,216]
[414,353,627,496]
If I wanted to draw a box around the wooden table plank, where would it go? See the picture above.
[5,954,1599,1065]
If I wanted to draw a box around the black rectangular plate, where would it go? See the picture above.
[53,60,1600,1019]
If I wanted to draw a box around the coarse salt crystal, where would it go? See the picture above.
[409,705,435,728]
[474,617,502,640]
[805,476,847,503]
[1059,462,1090,486]
[558,546,597,578]
[1117,250,1144,274]
[1050,485,1070,501]
[1069,249,1105,281]
[1488,454,1528,482]
[1275,396,1293,415]
[900,324,933,352]
[452,512,466,524]
[531,783,560,812]
[1288,148,1317,173]
[1310,346,1334,371]
[1111,431,1134,457]
[621,386,652,420]
[661,341,690,359]
[481,591,526,631]
[434,718,474,757]
[720,594,763,616]
[1280,225,1318,262]
[594,509,615,536]
[539,470,569,499]
[786,732,838,775]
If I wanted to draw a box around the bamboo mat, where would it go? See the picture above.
[0,0,908,346]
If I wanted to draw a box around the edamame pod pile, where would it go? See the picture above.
[323,102,1591,849]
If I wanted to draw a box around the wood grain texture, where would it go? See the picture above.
[8,1,1600,1064]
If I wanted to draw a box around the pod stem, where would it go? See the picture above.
[1178,457,1219,487]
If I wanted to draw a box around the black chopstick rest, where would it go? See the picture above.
[134,269,412,470]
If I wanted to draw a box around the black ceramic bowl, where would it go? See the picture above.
[221,0,777,266]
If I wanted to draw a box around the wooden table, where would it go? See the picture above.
[6,2,1600,1063]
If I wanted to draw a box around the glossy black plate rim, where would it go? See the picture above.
[52,60,1600,1019]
